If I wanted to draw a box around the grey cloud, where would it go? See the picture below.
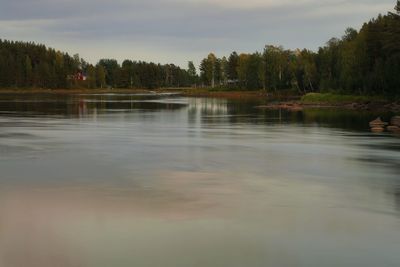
[0,0,396,66]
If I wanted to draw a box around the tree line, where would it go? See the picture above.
[0,40,78,89]
[0,40,195,89]
[1,1,399,95]
[199,1,400,96]
[94,59,195,89]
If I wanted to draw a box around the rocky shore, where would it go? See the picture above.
[370,116,400,133]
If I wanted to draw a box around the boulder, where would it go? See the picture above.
[369,117,388,128]
[371,127,385,133]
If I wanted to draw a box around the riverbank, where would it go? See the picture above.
[184,90,400,112]
[1,88,398,112]
[300,93,389,104]
[0,88,273,101]
[0,88,156,94]
[257,93,400,112]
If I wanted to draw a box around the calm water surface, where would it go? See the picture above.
[0,93,399,267]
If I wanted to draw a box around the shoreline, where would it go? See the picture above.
[0,88,270,99]
[257,101,400,112]
[1,88,399,112]
[0,88,155,94]
[180,90,270,100]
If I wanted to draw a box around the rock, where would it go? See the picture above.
[390,116,400,127]
[369,117,388,128]
[371,127,385,133]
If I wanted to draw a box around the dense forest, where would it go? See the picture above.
[0,1,399,96]
[199,1,400,96]
[0,41,194,89]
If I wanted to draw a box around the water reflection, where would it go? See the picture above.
[0,93,187,118]
[0,93,400,267]
[0,93,394,131]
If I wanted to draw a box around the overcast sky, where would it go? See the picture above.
[0,0,396,67]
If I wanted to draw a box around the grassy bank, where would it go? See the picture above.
[301,93,388,104]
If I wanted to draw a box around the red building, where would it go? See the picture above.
[68,71,87,81]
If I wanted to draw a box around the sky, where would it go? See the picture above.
[0,0,396,68]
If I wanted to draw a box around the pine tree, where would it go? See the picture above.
[25,55,33,86]
[187,61,197,85]
[86,65,96,89]
[227,52,239,81]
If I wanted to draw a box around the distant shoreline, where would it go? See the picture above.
[0,88,398,112]
[0,88,155,94]
[0,88,271,100]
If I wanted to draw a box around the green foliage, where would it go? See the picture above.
[0,40,195,90]
[98,59,119,87]
[86,65,96,89]
[200,53,218,87]
[197,2,400,96]
[1,2,399,94]
[0,40,79,88]
[236,53,250,88]
[245,53,263,90]
[95,64,106,88]
[264,45,288,91]
[301,93,387,104]
[187,61,198,85]
[227,52,239,82]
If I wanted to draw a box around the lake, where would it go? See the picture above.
[0,93,399,267]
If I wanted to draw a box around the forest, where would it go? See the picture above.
[0,1,399,96]
[199,1,400,96]
[0,41,194,89]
